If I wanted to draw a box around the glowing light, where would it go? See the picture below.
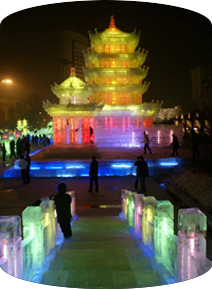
[157,130,161,144]
[170,130,173,143]
[65,165,84,169]
[111,164,131,168]
[45,166,63,169]
[2,79,12,84]
[159,162,178,167]
[30,167,41,170]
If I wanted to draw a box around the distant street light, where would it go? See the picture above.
[2,79,13,84]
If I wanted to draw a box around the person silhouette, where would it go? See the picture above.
[88,156,99,193]
[53,183,72,239]
[134,155,149,193]
[143,131,152,154]
[171,134,179,156]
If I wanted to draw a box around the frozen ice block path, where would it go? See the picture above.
[42,216,162,288]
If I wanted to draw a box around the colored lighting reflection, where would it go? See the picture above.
[111,164,131,168]
[159,162,178,166]
[4,158,183,178]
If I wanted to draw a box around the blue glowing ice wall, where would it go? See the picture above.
[0,216,23,278]
[142,196,156,248]
[134,194,144,237]
[177,208,207,282]
[22,206,44,280]
[154,200,177,277]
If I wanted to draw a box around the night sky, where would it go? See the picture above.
[0,1,212,109]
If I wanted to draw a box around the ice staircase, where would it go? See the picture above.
[41,216,163,288]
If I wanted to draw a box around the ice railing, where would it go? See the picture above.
[121,189,212,283]
[0,191,76,281]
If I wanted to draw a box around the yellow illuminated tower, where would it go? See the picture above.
[84,16,162,146]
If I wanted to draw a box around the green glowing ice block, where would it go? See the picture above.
[124,190,131,222]
[128,192,136,228]
[154,200,177,276]
[142,196,156,247]
[22,206,44,274]
[121,189,129,217]
[177,208,207,282]
[40,200,56,256]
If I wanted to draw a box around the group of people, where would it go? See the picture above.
[0,133,51,163]
[143,130,180,157]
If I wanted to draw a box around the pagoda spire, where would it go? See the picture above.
[70,67,76,76]
[109,15,116,29]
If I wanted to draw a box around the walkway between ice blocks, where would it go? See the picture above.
[42,216,162,288]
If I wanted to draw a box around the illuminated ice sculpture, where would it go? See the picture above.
[177,208,207,282]
[142,196,157,248]
[43,68,104,144]
[22,206,44,280]
[127,192,137,228]
[154,200,177,276]
[43,17,162,147]
[134,193,144,236]
[66,191,76,218]
[39,199,56,256]
[0,216,23,278]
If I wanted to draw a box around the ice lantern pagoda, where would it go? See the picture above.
[43,68,104,144]
[84,16,162,146]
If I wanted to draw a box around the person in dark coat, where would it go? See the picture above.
[18,156,28,185]
[53,183,72,239]
[10,139,16,159]
[2,143,6,162]
[25,153,31,183]
[16,138,23,158]
[191,129,200,158]
[171,134,179,156]
[143,131,152,154]
[88,156,99,193]
[134,156,149,193]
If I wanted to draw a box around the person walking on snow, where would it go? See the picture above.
[143,131,152,154]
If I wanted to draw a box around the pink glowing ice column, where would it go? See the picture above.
[177,208,207,281]
[133,194,144,236]
[0,216,23,278]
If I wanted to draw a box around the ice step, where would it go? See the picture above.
[55,247,145,260]
[42,269,162,288]
[49,256,152,271]
[60,239,139,250]
[61,234,136,243]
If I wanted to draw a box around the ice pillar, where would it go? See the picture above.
[177,208,207,282]
[40,200,56,256]
[142,196,156,248]
[123,190,131,222]
[154,200,177,276]
[67,191,76,217]
[22,206,44,280]
[134,194,144,236]
[128,192,136,228]
[0,216,23,278]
